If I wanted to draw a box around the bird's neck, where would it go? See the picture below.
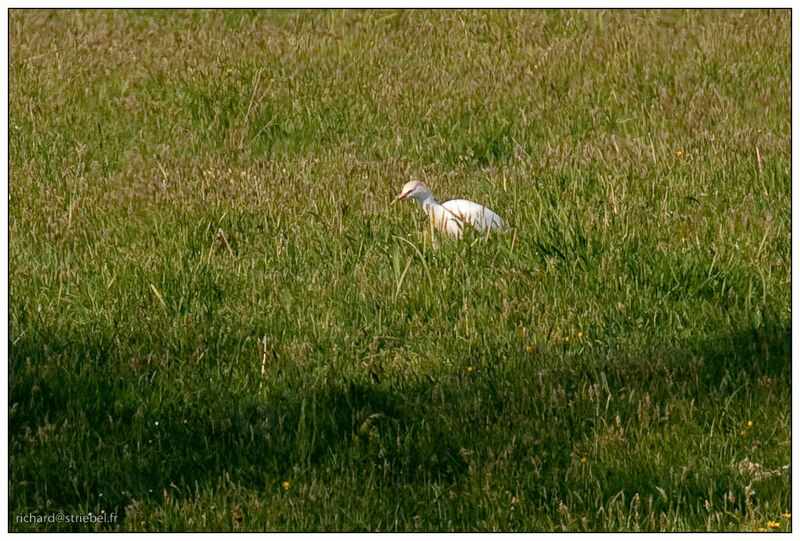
[418,194,438,216]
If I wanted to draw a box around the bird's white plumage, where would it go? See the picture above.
[392,180,504,238]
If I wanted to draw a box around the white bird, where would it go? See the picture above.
[391,180,504,238]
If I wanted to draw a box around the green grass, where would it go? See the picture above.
[9,8,790,532]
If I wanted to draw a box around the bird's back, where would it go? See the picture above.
[441,199,504,234]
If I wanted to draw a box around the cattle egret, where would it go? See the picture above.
[391,180,504,238]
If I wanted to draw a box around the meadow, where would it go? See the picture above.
[9,9,791,531]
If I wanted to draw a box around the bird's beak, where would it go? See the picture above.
[391,190,410,205]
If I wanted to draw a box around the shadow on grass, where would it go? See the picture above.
[9,315,790,530]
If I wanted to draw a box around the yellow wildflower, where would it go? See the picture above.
[757,527,766,532]
[467,366,473,372]
[747,420,753,427]
[580,457,587,463]
[282,481,290,490]
[675,150,683,157]
[783,513,791,520]
[526,345,533,353]
[577,332,583,339]
[564,336,570,343]
[768,521,780,528]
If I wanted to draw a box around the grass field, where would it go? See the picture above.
[9,9,791,532]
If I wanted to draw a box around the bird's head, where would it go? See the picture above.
[391,180,433,205]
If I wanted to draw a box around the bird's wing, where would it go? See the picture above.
[442,199,504,233]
